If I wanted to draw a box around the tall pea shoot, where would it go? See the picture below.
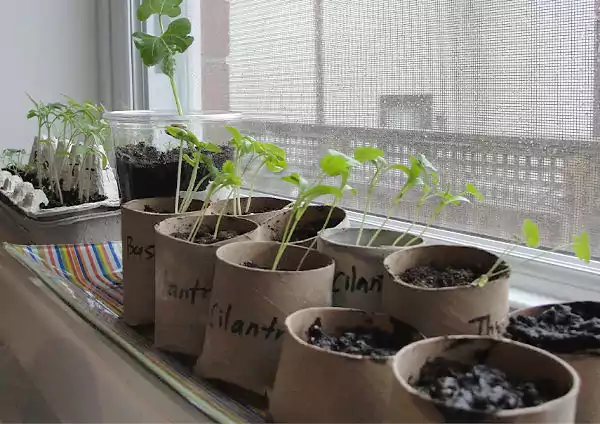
[476,219,592,286]
[132,0,194,212]
[273,151,357,271]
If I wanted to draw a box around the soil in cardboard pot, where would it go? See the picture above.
[3,166,107,208]
[306,317,414,358]
[400,265,482,288]
[172,225,242,245]
[115,143,233,202]
[413,358,557,415]
[505,302,600,353]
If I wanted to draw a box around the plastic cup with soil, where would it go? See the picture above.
[104,110,240,203]
[264,205,349,247]
[194,241,335,396]
[121,197,205,326]
[115,142,233,203]
[383,244,511,337]
[269,307,424,423]
[206,196,290,225]
[506,301,600,423]
[386,335,580,423]
[154,214,264,356]
[317,227,424,313]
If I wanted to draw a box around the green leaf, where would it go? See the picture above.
[162,18,194,53]
[476,275,489,287]
[354,146,384,163]
[465,183,484,201]
[388,163,411,174]
[572,232,591,263]
[204,142,221,153]
[137,0,182,21]
[226,126,244,142]
[282,172,308,191]
[522,219,540,248]
[303,185,344,203]
[221,160,235,175]
[443,195,471,206]
[320,154,351,177]
[417,154,437,172]
[132,32,169,67]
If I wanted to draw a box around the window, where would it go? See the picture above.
[160,1,600,262]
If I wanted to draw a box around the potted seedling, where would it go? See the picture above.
[110,0,234,203]
[206,126,290,224]
[318,148,445,312]
[0,96,121,244]
[269,307,423,423]
[383,219,590,338]
[120,125,219,326]
[503,232,595,423]
[386,335,579,423]
[154,128,268,355]
[194,151,357,395]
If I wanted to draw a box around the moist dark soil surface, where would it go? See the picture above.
[227,205,277,216]
[414,358,556,415]
[172,225,241,245]
[143,205,173,214]
[306,317,412,358]
[400,265,479,288]
[505,302,600,353]
[115,143,233,202]
[2,166,107,208]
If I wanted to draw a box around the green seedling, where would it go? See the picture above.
[26,95,110,205]
[132,0,194,212]
[476,219,592,286]
[165,125,221,213]
[225,126,287,215]
[1,149,27,170]
[272,150,358,271]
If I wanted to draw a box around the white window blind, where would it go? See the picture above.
[193,0,600,258]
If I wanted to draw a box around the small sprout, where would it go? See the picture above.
[573,232,591,263]
[522,219,540,248]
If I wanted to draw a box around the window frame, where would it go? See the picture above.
[113,0,600,308]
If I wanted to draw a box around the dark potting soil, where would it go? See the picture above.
[413,358,556,415]
[505,302,600,353]
[283,209,344,243]
[115,143,233,202]
[172,225,241,245]
[400,265,480,288]
[306,317,411,358]
[143,205,173,214]
[3,167,107,208]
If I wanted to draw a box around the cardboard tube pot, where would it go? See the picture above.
[195,241,335,395]
[154,215,263,356]
[270,307,424,423]
[318,228,423,312]
[507,301,600,423]
[386,335,579,423]
[383,245,510,337]
[121,197,203,326]
[206,196,290,224]
[264,205,349,247]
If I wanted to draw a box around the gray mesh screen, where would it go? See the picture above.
[228,0,600,256]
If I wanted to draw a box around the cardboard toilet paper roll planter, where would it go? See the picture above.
[265,205,349,247]
[269,307,423,423]
[317,228,423,312]
[386,335,580,423]
[383,245,510,337]
[195,241,335,395]
[154,215,263,356]
[206,196,290,224]
[121,197,204,326]
[506,301,600,423]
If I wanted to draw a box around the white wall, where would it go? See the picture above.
[0,0,99,153]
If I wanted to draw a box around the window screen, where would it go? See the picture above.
[228,0,600,256]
